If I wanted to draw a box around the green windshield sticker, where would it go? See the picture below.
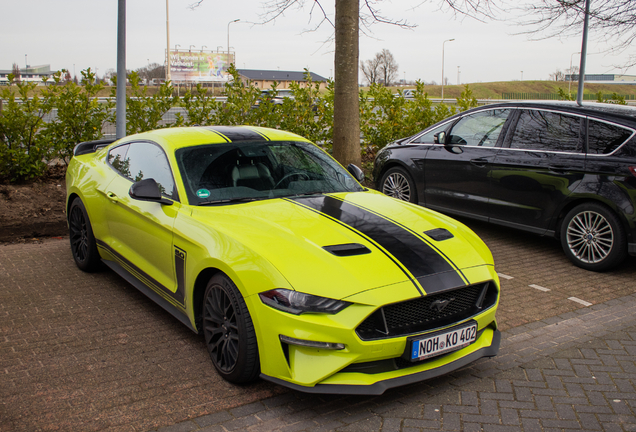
[196,189,211,199]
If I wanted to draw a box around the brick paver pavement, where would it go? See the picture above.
[1,217,635,431]
[153,294,636,432]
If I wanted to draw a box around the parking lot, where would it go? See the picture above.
[1,219,635,432]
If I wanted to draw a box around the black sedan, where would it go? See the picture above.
[374,101,636,271]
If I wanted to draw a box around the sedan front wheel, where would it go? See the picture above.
[560,203,627,272]
[380,167,418,204]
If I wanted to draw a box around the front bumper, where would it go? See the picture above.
[262,328,500,395]
[246,268,500,395]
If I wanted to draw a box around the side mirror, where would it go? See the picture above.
[434,131,446,145]
[129,178,173,205]
[346,164,365,182]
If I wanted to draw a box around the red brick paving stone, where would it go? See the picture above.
[460,218,636,332]
[0,238,286,432]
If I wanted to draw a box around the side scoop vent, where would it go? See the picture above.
[323,243,371,257]
[424,228,454,241]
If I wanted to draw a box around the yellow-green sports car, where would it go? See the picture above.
[66,126,500,395]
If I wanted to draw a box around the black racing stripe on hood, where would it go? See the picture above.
[291,195,466,295]
[201,126,269,142]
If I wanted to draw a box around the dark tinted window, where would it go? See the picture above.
[447,109,511,147]
[587,119,633,154]
[108,142,176,198]
[510,110,582,152]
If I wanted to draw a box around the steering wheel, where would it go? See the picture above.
[274,172,310,189]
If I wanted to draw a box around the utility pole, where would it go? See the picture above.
[116,0,126,139]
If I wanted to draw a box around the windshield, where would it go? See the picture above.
[176,141,364,205]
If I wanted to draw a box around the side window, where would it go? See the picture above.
[411,123,449,144]
[587,119,633,155]
[108,142,176,198]
[107,144,130,177]
[510,110,582,153]
[446,109,511,147]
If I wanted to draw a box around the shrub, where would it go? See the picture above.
[43,68,115,165]
[0,76,53,182]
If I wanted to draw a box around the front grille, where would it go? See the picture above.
[356,281,497,341]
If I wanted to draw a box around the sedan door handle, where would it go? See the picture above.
[470,158,488,167]
[548,165,568,174]
[106,191,119,203]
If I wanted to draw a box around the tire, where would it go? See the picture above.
[560,203,627,272]
[68,198,101,272]
[202,274,260,383]
[380,167,418,204]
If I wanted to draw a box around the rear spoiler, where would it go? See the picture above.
[73,139,117,157]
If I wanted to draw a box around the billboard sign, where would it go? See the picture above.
[168,50,235,82]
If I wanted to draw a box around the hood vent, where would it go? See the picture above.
[424,228,454,241]
[323,243,371,257]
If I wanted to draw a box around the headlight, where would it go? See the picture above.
[259,289,351,315]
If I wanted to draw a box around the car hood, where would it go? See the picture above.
[191,191,494,301]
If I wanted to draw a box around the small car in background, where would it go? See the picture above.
[374,101,636,272]
[67,126,500,395]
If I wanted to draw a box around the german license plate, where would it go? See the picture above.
[409,322,477,361]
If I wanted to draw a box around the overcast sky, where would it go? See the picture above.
[2,0,633,84]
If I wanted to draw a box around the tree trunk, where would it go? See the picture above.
[332,0,361,167]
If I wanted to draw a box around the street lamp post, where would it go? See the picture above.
[569,51,581,93]
[166,0,171,82]
[441,38,454,100]
[228,19,239,67]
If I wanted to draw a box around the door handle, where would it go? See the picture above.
[470,158,488,167]
[548,165,568,174]
[106,191,119,203]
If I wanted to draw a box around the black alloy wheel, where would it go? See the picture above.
[68,198,101,272]
[560,202,627,272]
[202,274,260,383]
[381,167,418,203]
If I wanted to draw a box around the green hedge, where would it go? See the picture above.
[0,65,478,183]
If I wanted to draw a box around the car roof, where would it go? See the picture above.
[469,101,636,126]
[114,126,311,151]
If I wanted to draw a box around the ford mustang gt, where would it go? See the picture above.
[66,126,500,395]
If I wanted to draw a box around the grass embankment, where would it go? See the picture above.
[384,81,636,99]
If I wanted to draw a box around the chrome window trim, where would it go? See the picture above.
[402,106,636,156]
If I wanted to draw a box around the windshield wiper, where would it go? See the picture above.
[198,197,261,205]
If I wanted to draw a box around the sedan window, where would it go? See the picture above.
[510,110,582,153]
[587,119,633,155]
[446,109,511,147]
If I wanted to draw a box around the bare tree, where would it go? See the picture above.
[518,0,636,67]
[11,63,21,83]
[191,0,495,166]
[361,56,381,85]
[549,68,565,81]
[379,49,398,86]
[135,63,166,84]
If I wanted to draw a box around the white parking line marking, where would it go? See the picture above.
[568,297,592,307]
[529,284,550,292]
[497,273,514,280]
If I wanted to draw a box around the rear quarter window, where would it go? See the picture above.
[587,119,634,155]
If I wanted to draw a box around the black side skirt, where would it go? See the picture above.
[260,330,500,396]
[102,259,197,334]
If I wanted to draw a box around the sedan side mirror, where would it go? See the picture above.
[129,178,173,205]
[346,164,365,182]
[434,131,446,145]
